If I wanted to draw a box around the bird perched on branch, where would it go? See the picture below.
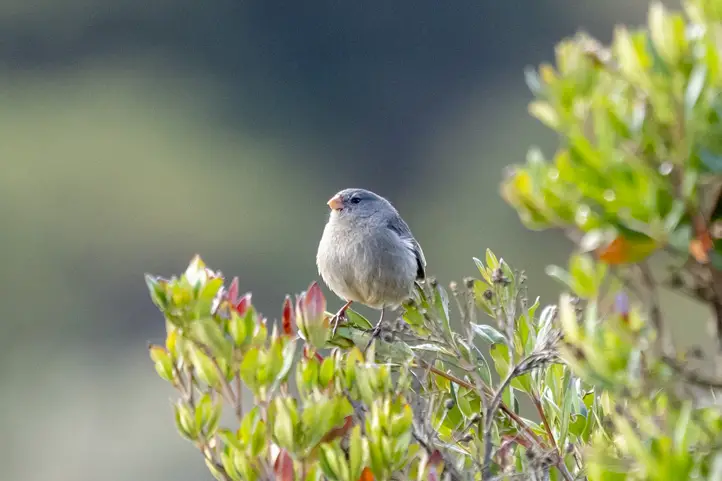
[316,188,426,349]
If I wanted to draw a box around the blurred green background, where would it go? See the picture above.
[2,1,705,480]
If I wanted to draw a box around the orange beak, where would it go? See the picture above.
[327,194,344,211]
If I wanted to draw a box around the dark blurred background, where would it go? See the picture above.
[3,1,703,480]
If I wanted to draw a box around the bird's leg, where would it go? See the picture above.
[331,300,353,337]
[363,307,385,354]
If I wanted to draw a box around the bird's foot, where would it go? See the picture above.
[363,309,385,355]
[363,323,382,354]
[330,303,352,338]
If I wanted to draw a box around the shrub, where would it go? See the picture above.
[145,0,722,479]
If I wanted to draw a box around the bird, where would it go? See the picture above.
[316,188,426,350]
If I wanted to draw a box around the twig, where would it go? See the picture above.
[481,353,559,480]
[234,374,243,419]
[531,393,558,451]
[201,446,233,481]
[662,354,722,389]
[194,342,241,420]
[482,365,520,480]
[707,268,722,356]
[412,424,465,481]
[172,364,233,481]
[416,359,546,449]
[639,263,670,352]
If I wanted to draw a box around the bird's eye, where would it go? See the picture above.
[350,197,361,204]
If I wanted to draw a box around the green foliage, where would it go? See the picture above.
[145,252,592,481]
[144,0,722,479]
[504,0,722,269]
[501,0,722,479]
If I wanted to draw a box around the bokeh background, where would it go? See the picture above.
[2,1,704,480]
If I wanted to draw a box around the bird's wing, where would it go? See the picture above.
[387,217,426,280]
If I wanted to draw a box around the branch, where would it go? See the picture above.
[416,359,546,449]
[662,354,722,389]
[480,352,559,481]
[171,364,233,481]
[482,364,519,480]
[531,390,575,481]
[706,266,722,357]
[411,423,465,481]
[195,342,243,422]
[639,263,668,351]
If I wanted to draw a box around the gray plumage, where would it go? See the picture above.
[316,188,426,312]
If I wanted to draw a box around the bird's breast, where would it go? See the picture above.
[317,223,416,308]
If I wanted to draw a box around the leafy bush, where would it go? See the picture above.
[145,0,722,479]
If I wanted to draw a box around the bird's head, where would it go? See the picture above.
[326,188,394,223]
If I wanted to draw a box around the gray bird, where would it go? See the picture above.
[316,188,426,347]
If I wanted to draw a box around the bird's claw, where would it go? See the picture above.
[363,323,382,354]
[330,310,348,338]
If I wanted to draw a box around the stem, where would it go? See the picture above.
[482,366,520,480]
[639,263,670,352]
[662,354,722,388]
[172,364,233,481]
[532,394,557,451]
[532,393,575,481]
[707,267,722,359]
[235,373,243,419]
[194,342,241,420]
[417,360,546,449]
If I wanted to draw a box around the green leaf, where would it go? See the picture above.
[473,257,491,285]
[367,436,386,480]
[558,371,577,449]
[348,425,364,481]
[299,356,320,392]
[432,360,451,391]
[432,284,454,346]
[485,249,500,271]
[191,317,233,362]
[410,343,453,355]
[206,397,223,436]
[402,304,426,328]
[319,356,336,387]
[457,393,475,420]
[503,387,519,415]
[218,428,243,451]
[264,337,285,386]
[558,294,580,343]
[345,309,374,330]
[274,339,297,387]
[569,253,598,298]
[188,344,221,389]
[195,277,224,317]
[490,343,511,378]
[229,308,255,348]
[145,274,168,310]
[195,393,212,434]
[239,348,260,392]
[685,63,707,116]
[220,449,242,481]
[511,372,533,394]
[472,323,507,345]
[545,265,573,290]
[674,401,693,452]
[476,354,493,386]
[149,345,174,382]
[174,401,198,441]
[273,400,297,450]
[233,449,257,481]
[535,305,557,351]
